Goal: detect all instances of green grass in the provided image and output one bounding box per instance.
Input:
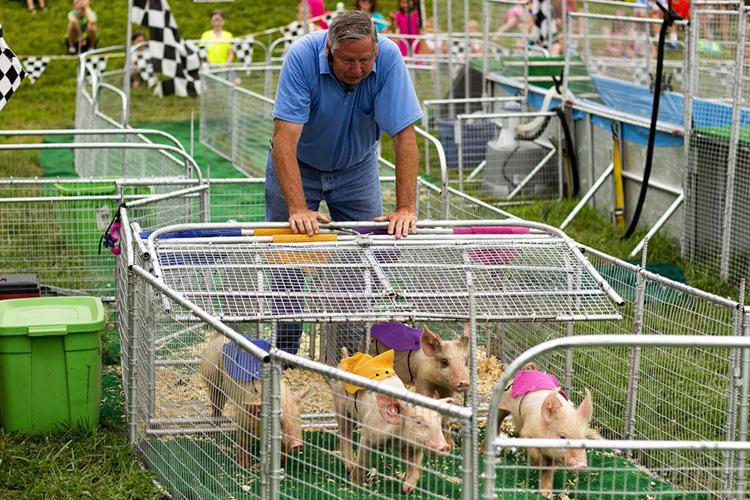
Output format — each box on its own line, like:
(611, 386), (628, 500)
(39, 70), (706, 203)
(0, 1), (745, 497)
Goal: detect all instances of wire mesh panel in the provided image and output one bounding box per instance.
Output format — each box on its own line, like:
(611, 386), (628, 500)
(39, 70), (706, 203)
(488, 247), (744, 497)
(0, 179), (202, 298)
(127, 268), (471, 499)
(682, 4), (750, 284)
(574, 3), (688, 93)
(485, 336), (750, 498)
(145, 224), (621, 323)
(130, 276), (266, 498)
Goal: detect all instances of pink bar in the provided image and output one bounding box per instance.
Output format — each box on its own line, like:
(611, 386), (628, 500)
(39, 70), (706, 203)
(452, 226), (530, 235)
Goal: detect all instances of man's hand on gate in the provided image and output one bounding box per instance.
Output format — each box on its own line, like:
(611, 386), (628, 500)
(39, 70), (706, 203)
(289, 208), (330, 236)
(374, 207), (417, 239)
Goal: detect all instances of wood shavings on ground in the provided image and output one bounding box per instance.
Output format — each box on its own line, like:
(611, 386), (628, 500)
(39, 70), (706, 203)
(283, 368), (333, 414)
(155, 367), (212, 419)
(151, 336), (510, 421)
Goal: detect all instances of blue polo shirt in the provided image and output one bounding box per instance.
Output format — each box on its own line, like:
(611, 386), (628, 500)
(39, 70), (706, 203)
(272, 31), (423, 171)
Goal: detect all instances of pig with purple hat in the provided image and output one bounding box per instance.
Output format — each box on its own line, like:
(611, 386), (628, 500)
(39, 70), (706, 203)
(367, 322), (470, 399)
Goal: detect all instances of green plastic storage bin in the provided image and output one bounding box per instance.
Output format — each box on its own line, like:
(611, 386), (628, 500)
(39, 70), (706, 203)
(0, 296), (104, 434)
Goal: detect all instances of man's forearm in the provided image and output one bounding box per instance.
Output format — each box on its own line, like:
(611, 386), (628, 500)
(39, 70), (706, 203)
(272, 127), (307, 213)
(392, 124), (419, 211)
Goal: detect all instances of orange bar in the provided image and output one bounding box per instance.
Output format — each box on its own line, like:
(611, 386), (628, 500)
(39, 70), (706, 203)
(271, 234), (338, 243)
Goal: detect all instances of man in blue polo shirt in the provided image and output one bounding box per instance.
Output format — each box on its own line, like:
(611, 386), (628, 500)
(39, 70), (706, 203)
(267, 10), (423, 356)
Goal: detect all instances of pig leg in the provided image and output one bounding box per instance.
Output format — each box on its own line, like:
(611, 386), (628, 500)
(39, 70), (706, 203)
(538, 455), (555, 497)
(350, 435), (373, 485)
(204, 362), (227, 418)
(434, 387), (457, 447)
(338, 412), (355, 472)
(527, 448), (554, 498)
(400, 446), (423, 495)
(236, 408), (253, 468)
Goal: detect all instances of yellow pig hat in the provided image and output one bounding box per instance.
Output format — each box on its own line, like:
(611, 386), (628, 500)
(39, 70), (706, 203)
(338, 349), (395, 394)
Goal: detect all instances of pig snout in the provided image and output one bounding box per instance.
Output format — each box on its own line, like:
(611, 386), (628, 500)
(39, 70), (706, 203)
(286, 438), (304, 454)
(454, 380), (469, 392)
(566, 453), (588, 472)
(433, 441), (452, 454)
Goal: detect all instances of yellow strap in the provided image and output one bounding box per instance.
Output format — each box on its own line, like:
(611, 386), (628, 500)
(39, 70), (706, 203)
(271, 234), (337, 243)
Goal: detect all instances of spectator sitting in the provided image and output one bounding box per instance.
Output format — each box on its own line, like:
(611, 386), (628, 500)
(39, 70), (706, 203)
(66, 0), (97, 55)
(495, 1), (532, 46)
(27, 0), (47, 14)
(200, 10), (235, 65)
(602, 9), (630, 57)
(130, 31), (146, 88)
(355, 0), (389, 33)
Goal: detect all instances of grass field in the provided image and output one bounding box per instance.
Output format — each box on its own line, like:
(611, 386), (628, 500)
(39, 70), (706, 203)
(0, 0), (745, 497)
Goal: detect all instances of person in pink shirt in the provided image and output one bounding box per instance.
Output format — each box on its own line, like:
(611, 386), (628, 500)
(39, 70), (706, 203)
(297, 0), (329, 29)
(392, 0), (421, 57)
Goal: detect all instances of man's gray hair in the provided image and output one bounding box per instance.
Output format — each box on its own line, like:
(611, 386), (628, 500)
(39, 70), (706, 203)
(327, 11), (377, 50)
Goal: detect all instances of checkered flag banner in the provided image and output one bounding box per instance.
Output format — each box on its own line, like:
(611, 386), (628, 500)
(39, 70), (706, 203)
(133, 48), (157, 88)
(0, 25), (26, 112)
(232, 38), (254, 66)
(84, 56), (107, 80)
(281, 21), (305, 41)
(132, 0), (201, 97)
(321, 10), (340, 28)
(23, 56), (49, 84)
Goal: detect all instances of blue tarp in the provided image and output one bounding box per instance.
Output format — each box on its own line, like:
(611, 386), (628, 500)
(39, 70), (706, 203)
(497, 73), (750, 148)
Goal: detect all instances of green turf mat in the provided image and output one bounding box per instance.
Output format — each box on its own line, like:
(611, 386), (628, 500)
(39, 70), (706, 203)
(694, 125), (750, 146)
(597, 263), (686, 303)
(134, 120), (247, 179)
(39, 134), (78, 178)
(474, 56), (598, 98)
(38, 122), (248, 180)
(145, 432), (690, 499)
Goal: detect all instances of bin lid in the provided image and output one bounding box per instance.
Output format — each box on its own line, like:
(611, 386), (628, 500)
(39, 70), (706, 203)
(53, 182), (115, 196)
(0, 297), (105, 336)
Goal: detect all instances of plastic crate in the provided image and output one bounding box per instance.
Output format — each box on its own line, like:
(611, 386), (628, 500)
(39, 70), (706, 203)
(436, 118), (497, 169)
(0, 275), (40, 301)
(0, 296), (104, 434)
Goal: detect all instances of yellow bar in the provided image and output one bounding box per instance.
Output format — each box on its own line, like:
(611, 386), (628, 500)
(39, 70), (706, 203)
(254, 228), (295, 236)
(271, 234), (338, 243)
(612, 130), (626, 230)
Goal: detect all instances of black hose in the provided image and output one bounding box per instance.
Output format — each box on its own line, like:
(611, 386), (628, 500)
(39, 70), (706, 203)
(554, 106), (579, 196)
(621, 0), (682, 240)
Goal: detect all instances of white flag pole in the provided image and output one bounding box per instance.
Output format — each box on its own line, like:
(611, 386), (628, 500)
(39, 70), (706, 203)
(124, 0), (133, 126)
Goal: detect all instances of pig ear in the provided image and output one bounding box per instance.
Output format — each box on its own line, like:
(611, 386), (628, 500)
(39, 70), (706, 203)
(376, 394), (402, 425)
(421, 326), (442, 357)
(247, 400), (263, 418)
(295, 388), (309, 400)
(459, 323), (470, 349)
(578, 388), (593, 422)
(541, 392), (563, 422)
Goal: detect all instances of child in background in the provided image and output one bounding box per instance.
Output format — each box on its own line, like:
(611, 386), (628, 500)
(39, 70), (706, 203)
(392, 0), (421, 57)
(355, 0), (389, 33)
(297, 0), (329, 30)
(200, 10), (234, 65)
